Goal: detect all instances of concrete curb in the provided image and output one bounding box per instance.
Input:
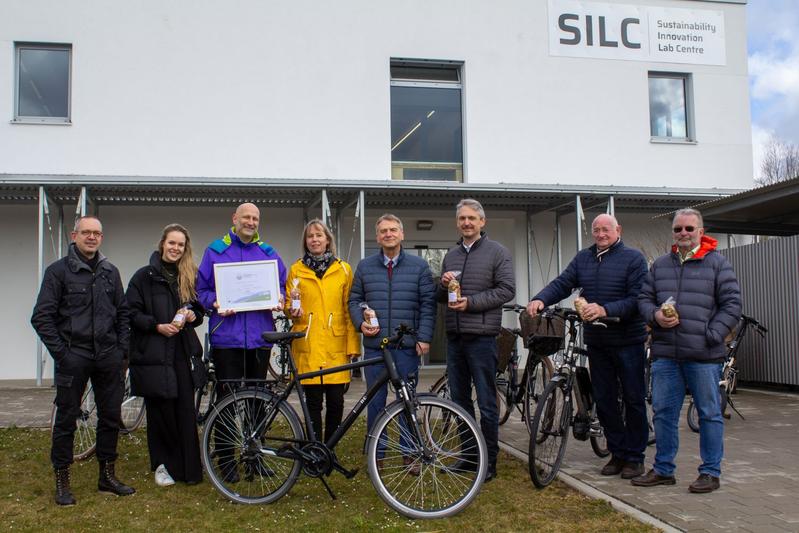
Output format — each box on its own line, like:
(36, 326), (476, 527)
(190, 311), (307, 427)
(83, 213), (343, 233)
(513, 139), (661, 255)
(499, 441), (682, 533)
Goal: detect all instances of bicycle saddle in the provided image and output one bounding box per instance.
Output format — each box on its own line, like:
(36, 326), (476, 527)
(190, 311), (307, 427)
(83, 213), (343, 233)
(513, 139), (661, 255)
(261, 331), (306, 342)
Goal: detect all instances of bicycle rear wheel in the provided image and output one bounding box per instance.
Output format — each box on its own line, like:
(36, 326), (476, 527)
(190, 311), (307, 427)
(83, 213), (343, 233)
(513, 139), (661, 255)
(523, 356), (554, 434)
(495, 367), (512, 426)
(528, 379), (570, 488)
(267, 346), (292, 382)
(201, 388), (303, 504)
(368, 395), (487, 520)
(119, 370), (145, 433)
(50, 384), (98, 461)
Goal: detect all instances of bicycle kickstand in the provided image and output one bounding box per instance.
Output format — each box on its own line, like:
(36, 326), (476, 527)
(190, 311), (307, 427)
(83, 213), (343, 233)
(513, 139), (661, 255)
(318, 475), (337, 500)
(727, 398), (745, 420)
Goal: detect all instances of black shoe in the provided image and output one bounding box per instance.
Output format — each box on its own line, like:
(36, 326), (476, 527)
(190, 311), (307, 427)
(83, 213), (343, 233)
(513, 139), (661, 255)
(689, 473), (720, 493)
(245, 460), (275, 479)
(54, 467), (76, 506)
(600, 456), (624, 476)
(621, 462), (645, 479)
(484, 462), (497, 483)
(220, 462), (240, 483)
(630, 468), (676, 487)
(444, 457), (479, 473)
(98, 461), (135, 496)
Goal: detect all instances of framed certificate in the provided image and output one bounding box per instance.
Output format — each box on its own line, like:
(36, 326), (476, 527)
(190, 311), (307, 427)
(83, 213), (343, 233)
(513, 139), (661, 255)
(214, 259), (281, 313)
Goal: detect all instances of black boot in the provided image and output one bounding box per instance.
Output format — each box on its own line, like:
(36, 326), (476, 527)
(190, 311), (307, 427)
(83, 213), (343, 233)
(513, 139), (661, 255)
(54, 467), (76, 506)
(98, 461), (135, 496)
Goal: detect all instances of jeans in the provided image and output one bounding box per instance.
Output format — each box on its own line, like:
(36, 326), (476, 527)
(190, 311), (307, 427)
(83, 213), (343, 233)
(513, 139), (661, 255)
(651, 358), (724, 477)
(364, 347), (419, 458)
(446, 335), (498, 465)
(588, 343), (648, 464)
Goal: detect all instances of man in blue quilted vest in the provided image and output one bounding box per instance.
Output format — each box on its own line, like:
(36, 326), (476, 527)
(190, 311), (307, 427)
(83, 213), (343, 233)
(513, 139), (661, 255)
(528, 213), (649, 479)
(196, 202), (287, 481)
(633, 208), (740, 494)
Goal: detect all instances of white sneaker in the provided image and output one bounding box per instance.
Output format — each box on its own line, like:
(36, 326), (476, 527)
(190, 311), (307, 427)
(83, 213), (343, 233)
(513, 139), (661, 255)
(154, 464), (175, 487)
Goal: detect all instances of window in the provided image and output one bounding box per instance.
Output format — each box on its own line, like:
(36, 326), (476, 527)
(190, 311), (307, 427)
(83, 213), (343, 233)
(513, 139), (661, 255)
(648, 72), (693, 142)
(390, 60), (463, 181)
(14, 43), (72, 123)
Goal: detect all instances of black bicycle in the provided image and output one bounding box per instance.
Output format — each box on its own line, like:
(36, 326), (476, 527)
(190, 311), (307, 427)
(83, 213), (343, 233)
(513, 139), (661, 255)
(199, 324), (487, 519)
(686, 314), (768, 432)
(528, 307), (616, 488)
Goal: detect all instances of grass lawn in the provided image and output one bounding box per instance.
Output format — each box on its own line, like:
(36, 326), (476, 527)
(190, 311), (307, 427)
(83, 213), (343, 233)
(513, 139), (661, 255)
(0, 425), (655, 532)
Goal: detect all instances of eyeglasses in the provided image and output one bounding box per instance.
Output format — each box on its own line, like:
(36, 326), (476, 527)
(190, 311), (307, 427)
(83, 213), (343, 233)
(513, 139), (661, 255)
(78, 230), (103, 238)
(672, 226), (696, 233)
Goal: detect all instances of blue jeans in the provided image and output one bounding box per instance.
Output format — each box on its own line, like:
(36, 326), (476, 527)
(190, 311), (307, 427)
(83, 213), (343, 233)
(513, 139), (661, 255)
(588, 344), (648, 464)
(652, 359), (724, 477)
(447, 335), (498, 464)
(364, 347), (419, 458)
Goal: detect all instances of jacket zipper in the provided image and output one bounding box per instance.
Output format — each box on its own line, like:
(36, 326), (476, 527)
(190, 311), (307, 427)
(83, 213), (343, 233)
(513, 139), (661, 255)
(456, 247), (471, 335)
(674, 255), (686, 357)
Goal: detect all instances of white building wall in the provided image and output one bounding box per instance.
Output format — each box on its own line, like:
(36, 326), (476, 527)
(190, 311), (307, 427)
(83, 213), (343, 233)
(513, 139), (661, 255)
(0, 0), (751, 187)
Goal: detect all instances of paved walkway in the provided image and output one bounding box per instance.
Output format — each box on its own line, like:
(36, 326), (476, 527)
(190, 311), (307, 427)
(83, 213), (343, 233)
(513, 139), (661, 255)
(2, 376), (798, 532)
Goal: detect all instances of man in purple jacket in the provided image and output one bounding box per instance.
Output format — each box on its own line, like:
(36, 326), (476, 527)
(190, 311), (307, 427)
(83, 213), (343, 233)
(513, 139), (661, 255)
(196, 203), (287, 478)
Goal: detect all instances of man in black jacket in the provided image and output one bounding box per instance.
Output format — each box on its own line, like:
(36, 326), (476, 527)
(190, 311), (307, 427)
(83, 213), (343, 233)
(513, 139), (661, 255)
(633, 208), (740, 494)
(528, 214), (649, 479)
(439, 199), (515, 482)
(31, 216), (135, 505)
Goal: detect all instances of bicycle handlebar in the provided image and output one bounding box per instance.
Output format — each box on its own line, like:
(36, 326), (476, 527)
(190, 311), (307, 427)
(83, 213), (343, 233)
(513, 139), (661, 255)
(541, 306), (620, 326)
(502, 304), (526, 312)
(381, 324), (417, 349)
(742, 314), (768, 334)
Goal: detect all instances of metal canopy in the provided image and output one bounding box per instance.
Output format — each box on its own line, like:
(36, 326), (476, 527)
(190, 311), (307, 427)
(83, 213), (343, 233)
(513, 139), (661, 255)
(695, 176), (799, 236)
(0, 175), (740, 214)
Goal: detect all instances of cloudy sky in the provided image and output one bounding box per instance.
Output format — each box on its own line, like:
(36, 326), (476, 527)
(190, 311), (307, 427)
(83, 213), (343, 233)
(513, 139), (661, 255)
(747, 1), (799, 179)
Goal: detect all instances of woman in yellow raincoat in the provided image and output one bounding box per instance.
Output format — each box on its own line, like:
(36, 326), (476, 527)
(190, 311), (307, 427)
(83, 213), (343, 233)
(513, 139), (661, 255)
(287, 219), (360, 442)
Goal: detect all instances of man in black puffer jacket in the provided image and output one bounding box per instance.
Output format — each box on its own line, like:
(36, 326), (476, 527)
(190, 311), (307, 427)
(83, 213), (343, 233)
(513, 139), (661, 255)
(529, 213), (649, 479)
(31, 216), (135, 505)
(439, 199), (515, 482)
(633, 208), (741, 494)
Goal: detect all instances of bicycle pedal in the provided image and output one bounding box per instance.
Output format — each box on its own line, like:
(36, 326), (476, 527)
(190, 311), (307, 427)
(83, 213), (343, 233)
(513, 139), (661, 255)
(332, 462), (359, 479)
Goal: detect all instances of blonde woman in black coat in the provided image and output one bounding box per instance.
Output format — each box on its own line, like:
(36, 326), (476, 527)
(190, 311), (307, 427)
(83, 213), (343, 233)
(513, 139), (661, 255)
(126, 224), (204, 486)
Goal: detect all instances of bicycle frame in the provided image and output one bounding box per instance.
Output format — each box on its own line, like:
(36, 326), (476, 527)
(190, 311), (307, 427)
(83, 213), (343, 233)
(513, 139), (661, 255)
(233, 329), (433, 474)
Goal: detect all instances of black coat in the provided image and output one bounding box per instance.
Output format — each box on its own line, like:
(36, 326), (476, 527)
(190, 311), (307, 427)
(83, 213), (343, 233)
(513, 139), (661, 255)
(126, 252), (204, 399)
(638, 236), (741, 362)
(533, 239), (648, 347)
(31, 243), (129, 361)
(436, 234), (516, 336)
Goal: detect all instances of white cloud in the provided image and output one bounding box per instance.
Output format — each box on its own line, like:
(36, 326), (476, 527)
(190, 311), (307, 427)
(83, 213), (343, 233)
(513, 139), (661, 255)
(749, 50), (799, 102)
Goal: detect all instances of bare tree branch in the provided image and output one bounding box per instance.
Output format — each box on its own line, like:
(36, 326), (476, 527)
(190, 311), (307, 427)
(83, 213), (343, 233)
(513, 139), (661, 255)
(757, 135), (799, 186)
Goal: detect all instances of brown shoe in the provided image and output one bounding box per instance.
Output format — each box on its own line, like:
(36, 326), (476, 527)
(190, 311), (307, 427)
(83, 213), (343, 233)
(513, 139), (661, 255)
(376, 458), (384, 470)
(631, 469), (676, 487)
(621, 462), (644, 479)
(689, 474), (720, 493)
(600, 456), (624, 476)
(403, 456), (421, 476)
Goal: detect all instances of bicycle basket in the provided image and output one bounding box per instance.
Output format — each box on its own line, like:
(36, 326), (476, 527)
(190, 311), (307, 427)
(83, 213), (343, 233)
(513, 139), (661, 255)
(519, 311), (565, 350)
(495, 327), (516, 373)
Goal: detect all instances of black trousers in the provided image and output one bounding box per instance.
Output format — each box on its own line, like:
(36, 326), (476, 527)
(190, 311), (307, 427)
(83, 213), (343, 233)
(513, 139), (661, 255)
(144, 350), (202, 483)
(51, 353), (124, 468)
(303, 384), (347, 444)
(211, 348), (270, 466)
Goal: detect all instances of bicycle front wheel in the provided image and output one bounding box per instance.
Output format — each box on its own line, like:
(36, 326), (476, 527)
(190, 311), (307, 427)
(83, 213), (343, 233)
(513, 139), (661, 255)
(368, 395), (487, 520)
(529, 379), (570, 488)
(523, 356), (554, 434)
(201, 388), (303, 504)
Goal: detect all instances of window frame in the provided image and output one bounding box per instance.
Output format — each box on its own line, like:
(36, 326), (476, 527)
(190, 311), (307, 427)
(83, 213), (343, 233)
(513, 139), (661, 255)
(648, 71), (695, 144)
(390, 59), (465, 182)
(13, 42), (73, 125)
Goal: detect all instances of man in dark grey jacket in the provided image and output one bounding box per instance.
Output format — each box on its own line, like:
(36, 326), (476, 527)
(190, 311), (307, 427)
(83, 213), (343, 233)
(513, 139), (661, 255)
(31, 216), (135, 505)
(633, 208), (741, 494)
(438, 199), (515, 481)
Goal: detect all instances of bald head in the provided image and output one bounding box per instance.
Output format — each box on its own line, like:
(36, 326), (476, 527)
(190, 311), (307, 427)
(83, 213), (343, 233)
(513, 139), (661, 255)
(232, 202), (260, 243)
(591, 214), (621, 251)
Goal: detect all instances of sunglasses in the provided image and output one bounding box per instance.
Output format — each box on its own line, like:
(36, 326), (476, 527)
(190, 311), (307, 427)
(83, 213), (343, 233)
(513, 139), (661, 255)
(672, 226), (696, 233)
